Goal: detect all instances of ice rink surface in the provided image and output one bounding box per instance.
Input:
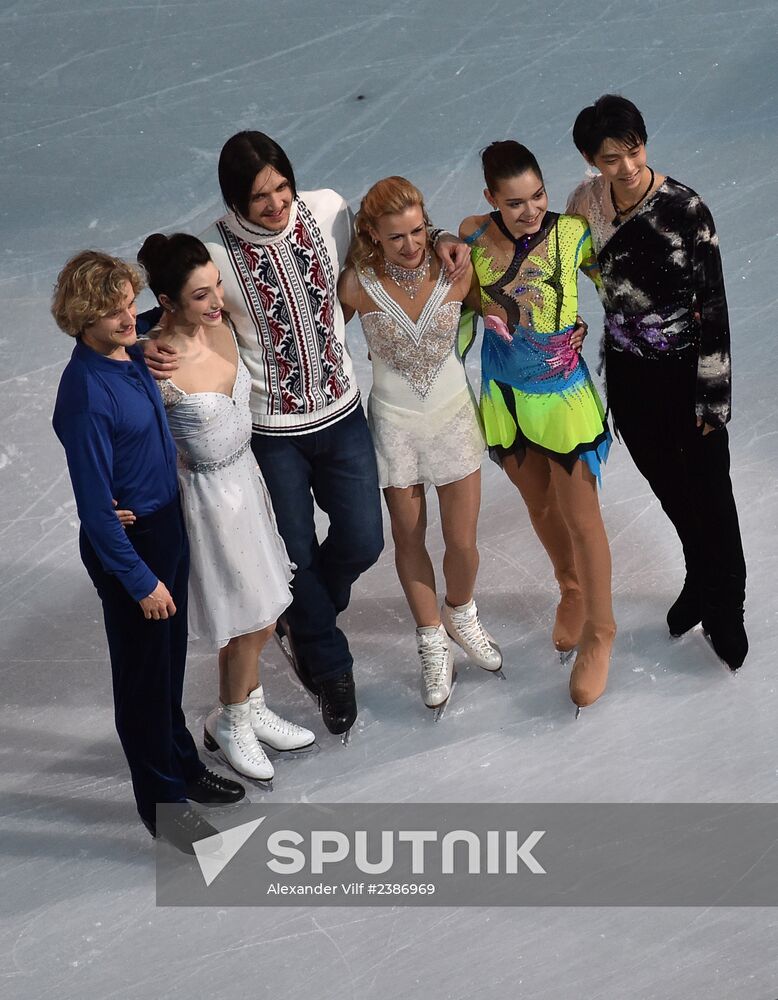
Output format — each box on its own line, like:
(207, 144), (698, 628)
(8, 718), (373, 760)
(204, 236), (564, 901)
(2, 0), (778, 996)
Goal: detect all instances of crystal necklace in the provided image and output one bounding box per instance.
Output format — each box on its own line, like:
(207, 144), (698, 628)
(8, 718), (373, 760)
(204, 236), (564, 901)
(383, 251), (431, 300)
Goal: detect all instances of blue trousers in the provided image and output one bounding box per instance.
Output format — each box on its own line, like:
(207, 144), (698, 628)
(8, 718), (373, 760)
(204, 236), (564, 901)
(251, 406), (384, 682)
(80, 498), (203, 825)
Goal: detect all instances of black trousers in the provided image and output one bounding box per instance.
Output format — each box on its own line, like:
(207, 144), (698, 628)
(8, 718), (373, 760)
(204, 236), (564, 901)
(79, 498), (203, 825)
(605, 347), (746, 616)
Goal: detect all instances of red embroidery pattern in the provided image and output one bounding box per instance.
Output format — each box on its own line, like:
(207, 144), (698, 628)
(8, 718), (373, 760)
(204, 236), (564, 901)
(219, 201), (350, 416)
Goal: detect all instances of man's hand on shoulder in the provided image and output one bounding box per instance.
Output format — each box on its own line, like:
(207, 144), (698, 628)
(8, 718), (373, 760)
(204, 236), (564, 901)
(143, 339), (179, 380)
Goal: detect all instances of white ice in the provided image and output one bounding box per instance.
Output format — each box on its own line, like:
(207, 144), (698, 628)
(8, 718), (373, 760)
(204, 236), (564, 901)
(2, 0), (778, 997)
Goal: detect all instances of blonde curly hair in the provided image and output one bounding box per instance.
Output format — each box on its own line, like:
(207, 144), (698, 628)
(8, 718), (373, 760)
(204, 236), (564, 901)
(349, 176), (432, 273)
(52, 250), (144, 338)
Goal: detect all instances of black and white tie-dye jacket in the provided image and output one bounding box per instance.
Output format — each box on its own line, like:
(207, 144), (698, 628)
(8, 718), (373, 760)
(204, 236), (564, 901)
(567, 174), (732, 427)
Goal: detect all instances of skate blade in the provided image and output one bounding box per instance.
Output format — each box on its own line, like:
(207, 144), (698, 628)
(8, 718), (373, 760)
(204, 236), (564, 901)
(669, 626), (701, 640)
(433, 700), (450, 722)
(558, 647), (576, 667)
(491, 667), (506, 680)
(262, 740), (319, 759)
(273, 630), (295, 665)
(431, 672), (458, 721)
(574, 706), (582, 720)
(341, 729), (352, 747)
(274, 633), (322, 702)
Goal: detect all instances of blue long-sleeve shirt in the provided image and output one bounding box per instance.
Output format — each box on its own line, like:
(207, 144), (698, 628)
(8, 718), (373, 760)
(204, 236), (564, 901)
(136, 306), (163, 337)
(53, 339), (179, 601)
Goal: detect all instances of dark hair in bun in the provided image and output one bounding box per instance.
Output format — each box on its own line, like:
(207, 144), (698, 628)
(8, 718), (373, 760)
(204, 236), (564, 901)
(480, 140), (543, 194)
(137, 232), (211, 304)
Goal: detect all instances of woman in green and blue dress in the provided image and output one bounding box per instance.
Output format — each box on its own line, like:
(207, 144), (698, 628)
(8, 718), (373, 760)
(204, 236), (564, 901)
(459, 140), (614, 710)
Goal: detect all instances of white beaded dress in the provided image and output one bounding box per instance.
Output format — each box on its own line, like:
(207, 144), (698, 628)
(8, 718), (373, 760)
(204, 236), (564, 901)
(356, 265), (484, 489)
(158, 331), (293, 648)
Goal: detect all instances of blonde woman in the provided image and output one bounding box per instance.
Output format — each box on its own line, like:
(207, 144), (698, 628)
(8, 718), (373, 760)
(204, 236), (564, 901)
(338, 177), (502, 714)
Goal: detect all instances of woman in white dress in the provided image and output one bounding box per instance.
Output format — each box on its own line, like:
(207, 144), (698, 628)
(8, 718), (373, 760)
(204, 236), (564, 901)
(338, 177), (502, 713)
(136, 233), (314, 782)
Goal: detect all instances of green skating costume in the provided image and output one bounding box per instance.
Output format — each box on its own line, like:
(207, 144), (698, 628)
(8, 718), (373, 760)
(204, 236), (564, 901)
(464, 211), (610, 481)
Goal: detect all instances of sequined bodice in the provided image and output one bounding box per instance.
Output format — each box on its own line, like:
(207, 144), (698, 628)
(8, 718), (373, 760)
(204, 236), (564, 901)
(467, 213), (595, 336)
(159, 357), (252, 470)
(357, 266), (461, 400)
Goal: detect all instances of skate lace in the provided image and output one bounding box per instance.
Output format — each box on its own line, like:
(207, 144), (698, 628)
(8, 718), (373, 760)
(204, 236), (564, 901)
(321, 673), (355, 711)
(451, 609), (493, 652)
(229, 718), (270, 763)
(253, 704), (305, 736)
(417, 635), (449, 688)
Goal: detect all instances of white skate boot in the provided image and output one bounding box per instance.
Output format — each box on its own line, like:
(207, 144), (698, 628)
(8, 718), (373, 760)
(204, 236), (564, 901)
(416, 624), (455, 716)
(248, 685), (316, 752)
(204, 700), (274, 785)
(441, 598), (503, 673)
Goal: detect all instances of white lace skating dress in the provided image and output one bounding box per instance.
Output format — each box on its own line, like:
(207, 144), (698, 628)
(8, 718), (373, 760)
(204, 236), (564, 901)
(356, 266), (484, 488)
(159, 348), (293, 648)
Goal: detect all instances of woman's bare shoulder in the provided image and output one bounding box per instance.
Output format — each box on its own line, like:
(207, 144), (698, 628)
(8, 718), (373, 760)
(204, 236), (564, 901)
(337, 266), (361, 305)
(458, 213), (490, 240)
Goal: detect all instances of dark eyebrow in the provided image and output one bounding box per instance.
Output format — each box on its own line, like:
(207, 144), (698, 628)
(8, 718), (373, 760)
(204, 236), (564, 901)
(252, 179), (289, 198)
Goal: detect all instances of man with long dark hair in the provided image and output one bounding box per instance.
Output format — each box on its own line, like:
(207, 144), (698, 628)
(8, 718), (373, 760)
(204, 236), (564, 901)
(145, 132), (468, 740)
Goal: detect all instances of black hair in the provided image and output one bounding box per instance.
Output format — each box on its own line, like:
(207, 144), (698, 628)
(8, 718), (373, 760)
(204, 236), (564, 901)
(137, 233), (211, 303)
(572, 94), (648, 160)
(480, 141), (543, 194)
(217, 131), (297, 217)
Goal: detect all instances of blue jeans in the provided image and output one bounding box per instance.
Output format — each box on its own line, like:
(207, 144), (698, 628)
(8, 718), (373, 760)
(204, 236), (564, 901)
(251, 406), (384, 682)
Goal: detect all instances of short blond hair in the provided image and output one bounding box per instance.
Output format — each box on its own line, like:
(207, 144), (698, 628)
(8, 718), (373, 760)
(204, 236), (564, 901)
(51, 250), (144, 338)
(349, 176), (431, 273)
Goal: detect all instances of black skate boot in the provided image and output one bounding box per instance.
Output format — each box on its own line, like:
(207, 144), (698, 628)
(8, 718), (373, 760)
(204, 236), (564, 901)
(667, 576), (702, 637)
(143, 806), (222, 855)
(703, 608), (748, 672)
(319, 670), (357, 743)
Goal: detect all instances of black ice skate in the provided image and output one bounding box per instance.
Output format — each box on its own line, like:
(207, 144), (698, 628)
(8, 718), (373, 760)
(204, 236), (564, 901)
(319, 670), (358, 745)
(667, 577), (703, 637)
